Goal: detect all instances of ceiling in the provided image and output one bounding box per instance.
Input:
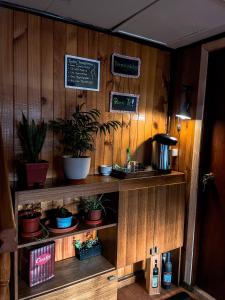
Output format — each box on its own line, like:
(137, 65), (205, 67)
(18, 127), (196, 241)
(3, 0), (225, 48)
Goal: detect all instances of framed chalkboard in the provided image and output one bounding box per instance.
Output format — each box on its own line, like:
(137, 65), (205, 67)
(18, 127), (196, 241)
(65, 55), (100, 91)
(111, 53), (141, 78)
(110, 92), (139, 113)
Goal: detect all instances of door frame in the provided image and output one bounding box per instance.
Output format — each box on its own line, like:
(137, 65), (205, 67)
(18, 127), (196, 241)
(184, 37), (225, 285)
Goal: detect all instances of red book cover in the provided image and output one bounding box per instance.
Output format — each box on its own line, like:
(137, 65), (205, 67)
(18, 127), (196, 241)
(21, 242), (55, 287)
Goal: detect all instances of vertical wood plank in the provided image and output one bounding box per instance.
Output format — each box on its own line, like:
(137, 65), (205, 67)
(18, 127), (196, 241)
(53, 21), (66, 178)
(0, 253), (10, 300)
(94, 32), (108, 173)
(0, 8), (14, 178)
(65, 24), (77, 118)
(126, 189), (138, 265)
(111, 37), (123, 167)
(88, 30), (98, 174)
(117, 191), (128, 268)
(146, 186), (156, 258)
(28, 14), (41, 121)
(13, 11), (28, 170)
(41, 17), (54, 178)
(154, 185), (167, 253)
(136, 188), (147, 262)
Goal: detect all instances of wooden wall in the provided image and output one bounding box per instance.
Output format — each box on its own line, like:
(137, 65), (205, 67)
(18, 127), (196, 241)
(170, 45), (202, 280)
(0, 7), (171, 181)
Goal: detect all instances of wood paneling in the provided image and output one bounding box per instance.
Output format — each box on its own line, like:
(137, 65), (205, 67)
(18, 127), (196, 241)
(153, 183), (185, 253)
(0, 7), (171, 180)
(117, 180), (185, 268)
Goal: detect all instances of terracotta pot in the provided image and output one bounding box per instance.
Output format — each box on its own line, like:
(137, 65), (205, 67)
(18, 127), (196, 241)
(21, 212), (41, 233)
(88, 209), (102, 221)
(25, 161), (48, 188)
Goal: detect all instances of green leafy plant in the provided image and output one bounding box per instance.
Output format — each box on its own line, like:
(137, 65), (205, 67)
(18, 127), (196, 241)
(18, 113), (47, 163)
(84, 194), (106, 212)
(56, 206), (72, 218)
(74, 237), (100, 250)
(49, 103), (121, 157)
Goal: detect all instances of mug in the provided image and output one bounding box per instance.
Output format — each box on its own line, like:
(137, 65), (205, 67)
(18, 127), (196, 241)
(100, 165), (112, 176)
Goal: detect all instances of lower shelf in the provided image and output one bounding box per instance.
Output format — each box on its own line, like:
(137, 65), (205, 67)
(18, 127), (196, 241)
(18, 255), (115, 300)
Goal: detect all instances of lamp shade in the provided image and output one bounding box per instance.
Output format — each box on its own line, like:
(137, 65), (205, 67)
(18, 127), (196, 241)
(176, 85), (192, 120)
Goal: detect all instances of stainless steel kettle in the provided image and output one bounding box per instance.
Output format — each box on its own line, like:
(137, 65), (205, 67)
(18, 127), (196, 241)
(151, 133), (177, 173)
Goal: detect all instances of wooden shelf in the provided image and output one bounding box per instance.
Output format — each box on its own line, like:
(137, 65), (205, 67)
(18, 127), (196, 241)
(14, 175), (119, 205)
(18, 255), (115, 300)
(18, 220), (117, 249)
(14, 172), (185, 205)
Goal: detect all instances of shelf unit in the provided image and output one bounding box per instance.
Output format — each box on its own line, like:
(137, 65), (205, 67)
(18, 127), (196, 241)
(13, 175), (120, 300)
(12, 172), (186, 299)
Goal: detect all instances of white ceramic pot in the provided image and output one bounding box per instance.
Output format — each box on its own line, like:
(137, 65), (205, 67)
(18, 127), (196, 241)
(63, 156), (91, 179)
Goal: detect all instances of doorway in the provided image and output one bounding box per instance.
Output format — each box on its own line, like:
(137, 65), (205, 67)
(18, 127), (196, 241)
(195, 48), (225, 299)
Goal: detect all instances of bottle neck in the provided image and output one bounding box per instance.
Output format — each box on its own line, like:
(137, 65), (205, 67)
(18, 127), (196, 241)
(166, 252), (171, 262)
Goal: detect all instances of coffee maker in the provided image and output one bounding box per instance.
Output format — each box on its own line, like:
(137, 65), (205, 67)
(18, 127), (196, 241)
(151, 133), (177, 173)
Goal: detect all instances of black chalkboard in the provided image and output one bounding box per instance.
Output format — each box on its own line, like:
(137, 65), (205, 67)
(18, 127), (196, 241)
(111, 53), (141, 78)
(65, 55), (100, 91)
(110, 92), (139, 113)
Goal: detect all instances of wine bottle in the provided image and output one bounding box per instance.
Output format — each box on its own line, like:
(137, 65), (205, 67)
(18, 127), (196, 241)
(162, 252), (172, 289)
(152, 259), (159, 288)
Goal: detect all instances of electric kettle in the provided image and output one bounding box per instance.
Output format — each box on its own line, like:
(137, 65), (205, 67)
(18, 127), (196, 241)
(151, 133), (177, 173)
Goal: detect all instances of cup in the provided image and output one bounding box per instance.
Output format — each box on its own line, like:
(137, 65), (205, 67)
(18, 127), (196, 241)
(100, 165), (112, 176)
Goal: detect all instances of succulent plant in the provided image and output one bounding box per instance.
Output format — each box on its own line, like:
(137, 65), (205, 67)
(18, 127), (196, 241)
(17, 113), (47, 163)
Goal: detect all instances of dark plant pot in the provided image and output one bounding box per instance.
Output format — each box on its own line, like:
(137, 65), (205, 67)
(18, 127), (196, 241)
(88, 209), (102, 221)
(25, 161), (48, 188)
(76, 244), (102, 261)
(21, 212), (41, 233)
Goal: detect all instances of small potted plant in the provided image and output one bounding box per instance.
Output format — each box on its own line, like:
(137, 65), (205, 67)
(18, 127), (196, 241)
(74, 237), (102, 260)
(17, 113), (48, 188)
(19, 208), (41, 234)
(49, 103), (121, 180)
(84, 194), (105, 221)
(55, 206), (73, 228)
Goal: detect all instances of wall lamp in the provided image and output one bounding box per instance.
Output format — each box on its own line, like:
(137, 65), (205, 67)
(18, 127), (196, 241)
(176, 84), (192, 120)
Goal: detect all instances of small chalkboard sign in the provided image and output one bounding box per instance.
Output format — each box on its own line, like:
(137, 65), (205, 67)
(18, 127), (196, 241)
(110, 92), (139, 113)
(111, 53), (141, 78)
(65, 55), (100, 91)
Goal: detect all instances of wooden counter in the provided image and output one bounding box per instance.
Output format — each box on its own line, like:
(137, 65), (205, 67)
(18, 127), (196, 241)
(14, 171), (184, 205)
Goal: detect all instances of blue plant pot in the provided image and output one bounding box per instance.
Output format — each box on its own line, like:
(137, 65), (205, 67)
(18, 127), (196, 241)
(56, 216), (73, 228)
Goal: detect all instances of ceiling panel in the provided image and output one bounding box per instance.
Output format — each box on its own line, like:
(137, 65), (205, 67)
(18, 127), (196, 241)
(46, 0), (155, 29)
(4, 0), (52, 10)
(115, 0), (225, 48)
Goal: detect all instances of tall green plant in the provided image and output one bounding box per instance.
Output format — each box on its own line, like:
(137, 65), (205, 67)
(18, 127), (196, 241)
(49, 103), (121, 157)
(18, 113), (47, 163)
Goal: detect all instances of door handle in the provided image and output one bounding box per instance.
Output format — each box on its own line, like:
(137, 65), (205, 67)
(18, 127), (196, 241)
(107, 275), (117, 281)
(202, 172), (214, 191)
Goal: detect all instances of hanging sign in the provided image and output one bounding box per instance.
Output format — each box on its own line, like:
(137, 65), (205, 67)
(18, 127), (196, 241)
(111, 53), (141, 78)
(65, 55), (100, 91)
(110, 92), (139, 113)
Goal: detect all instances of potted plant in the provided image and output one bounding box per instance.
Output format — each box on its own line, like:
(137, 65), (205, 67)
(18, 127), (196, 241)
(49, 103), (121, 180)
(74, 237), (102, 260)
(19, 208), (42, 234)
(55, 206), (73, 228)
(84, 194), (105, 221)
(17, 113), (48, 188)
